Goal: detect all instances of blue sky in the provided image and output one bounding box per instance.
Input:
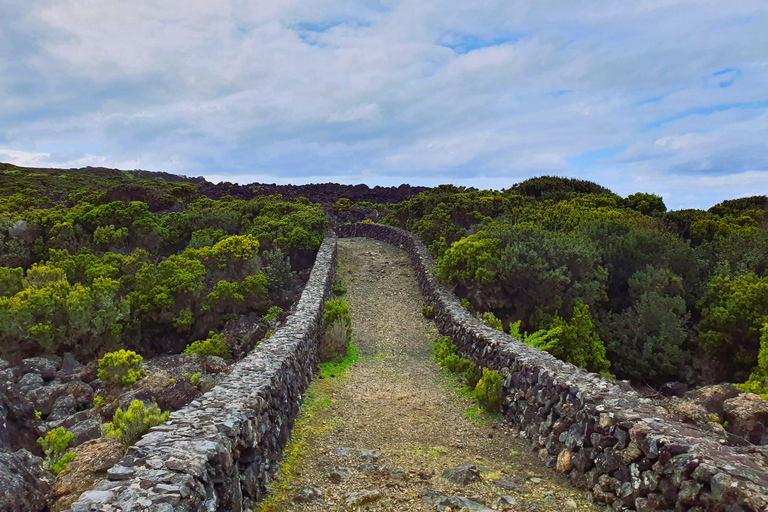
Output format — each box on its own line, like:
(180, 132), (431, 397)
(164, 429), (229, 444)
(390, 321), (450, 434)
(1, 1), (767, 209)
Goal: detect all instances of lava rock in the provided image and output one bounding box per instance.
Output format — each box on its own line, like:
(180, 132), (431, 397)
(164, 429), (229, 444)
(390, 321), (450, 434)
(204, 356), (228, 374)
(343, 488), (382, 506)
(294, 486), (323, 503)
(18, 373), (44, 395)
(61, 353), (83, 372)
(48, 394), (78, 421)
(0, 448), (52, 512)
(21, 357), (57, 381)
(724, 393), (768, 444)
(660, 381), (688, 398)
(492, 477), (526, 493)
(70, 419), (103, 446)
(442, 464), (481, 485)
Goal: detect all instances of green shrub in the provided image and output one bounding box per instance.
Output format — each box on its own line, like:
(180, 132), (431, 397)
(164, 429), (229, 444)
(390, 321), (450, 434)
(460, 298), (476, 316)
(332, 277), (347, 296)
(37, 427), (74, 475)
(479, 311), (503, 331)
(190, 372), (201, 385)
(432, 336), (457, 363)
(262, 305), (283, 324)
(443, 354), (471, 373)
(93, 395), (104, 408)
(324, 297), (351, 330)
(184, 332), (232, 361)
(475, 368), (502, 413)
(422, 305), (434, 319)
(464, 361), (482, 389)
(103, 399), (170, 448)
(97, 350), (145, 387)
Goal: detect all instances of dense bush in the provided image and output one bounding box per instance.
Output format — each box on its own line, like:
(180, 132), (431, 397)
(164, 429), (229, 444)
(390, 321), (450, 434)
(320, 297), (353, 362)
(97, 349), (145, 387)
(103, 399), (170, 448)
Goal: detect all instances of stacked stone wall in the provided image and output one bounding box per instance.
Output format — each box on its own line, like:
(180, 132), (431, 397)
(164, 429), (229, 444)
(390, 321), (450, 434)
(66, 232), (338, 512)
(337, 223), (768, 512)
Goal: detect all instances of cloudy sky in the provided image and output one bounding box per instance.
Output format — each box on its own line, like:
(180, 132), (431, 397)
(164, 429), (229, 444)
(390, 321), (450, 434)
(1, 0), (767, 209)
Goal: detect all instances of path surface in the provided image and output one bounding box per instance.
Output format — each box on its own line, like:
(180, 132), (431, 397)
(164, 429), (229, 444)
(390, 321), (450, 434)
(260, 238), (598, 512)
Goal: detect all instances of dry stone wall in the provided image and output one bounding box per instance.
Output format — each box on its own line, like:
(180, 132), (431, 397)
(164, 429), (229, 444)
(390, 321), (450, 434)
(337, 223), (768, 512)
(66, 232), (338, 512)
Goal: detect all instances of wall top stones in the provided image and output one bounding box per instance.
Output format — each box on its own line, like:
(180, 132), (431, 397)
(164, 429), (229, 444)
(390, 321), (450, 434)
(337, 223), (768, 512)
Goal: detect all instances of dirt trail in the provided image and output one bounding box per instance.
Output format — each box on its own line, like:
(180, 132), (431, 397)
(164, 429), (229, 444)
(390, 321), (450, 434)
(259, 238), (598, 512)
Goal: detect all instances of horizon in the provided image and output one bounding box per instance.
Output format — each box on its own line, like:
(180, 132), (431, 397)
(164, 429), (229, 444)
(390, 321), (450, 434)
(2, 1), (767, 210)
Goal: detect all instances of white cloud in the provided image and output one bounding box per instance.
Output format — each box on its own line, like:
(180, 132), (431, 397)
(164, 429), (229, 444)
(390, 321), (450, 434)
(1, 0), (767, 208)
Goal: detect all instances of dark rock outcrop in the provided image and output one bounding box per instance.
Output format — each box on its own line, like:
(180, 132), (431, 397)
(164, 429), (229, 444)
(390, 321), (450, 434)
(0, 449), (52, 512)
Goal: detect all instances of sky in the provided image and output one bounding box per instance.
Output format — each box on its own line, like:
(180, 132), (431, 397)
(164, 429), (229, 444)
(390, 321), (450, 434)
(1, 1), (767, 210)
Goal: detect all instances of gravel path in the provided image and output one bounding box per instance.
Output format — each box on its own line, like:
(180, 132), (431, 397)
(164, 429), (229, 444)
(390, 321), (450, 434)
(258, 238), (598, 512)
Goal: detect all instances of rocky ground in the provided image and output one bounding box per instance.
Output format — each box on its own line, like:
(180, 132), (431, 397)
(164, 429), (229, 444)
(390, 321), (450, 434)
(258, 237), (598, 512)
(0, 307), (283, 512)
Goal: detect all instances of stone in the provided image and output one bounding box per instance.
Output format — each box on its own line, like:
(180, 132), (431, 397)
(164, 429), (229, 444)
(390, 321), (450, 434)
(723, 393), (768, 444)
(491, 477), (526, 493)
(205, 356), (228, 374)
(294, 486), (323, 503)
(48, 394), (78, 421)
(497, 495), (518, 506)
(0, 448), (52, 512)
(70, 490), (116, 511)
(70, 418), (103, 446)
(684, 383), (742, 418)
(107, 465), (135, 480)
(343, 488), (382, 506)
(357, 448), (382, 461)
(556, 448), (571, 472)
(18, 372), (44, 395)
(61, 353), (83, 372)
(442, 464), (480, 485)
(21, 357), (57, 380)
(64, 381), (95, 410)
(328, 468), (348, 483)
(48, 438), (124, 512)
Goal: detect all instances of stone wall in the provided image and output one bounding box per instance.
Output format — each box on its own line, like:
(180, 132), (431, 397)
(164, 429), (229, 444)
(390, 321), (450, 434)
(337, 223), (768, 512)
(66, 233), (338, 512)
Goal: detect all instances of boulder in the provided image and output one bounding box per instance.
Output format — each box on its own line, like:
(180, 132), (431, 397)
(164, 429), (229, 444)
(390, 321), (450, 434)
(29, 384), (66, 416)
(205, 356), (228, 374)
(48, 438), (124, 512)
(18, 373), (44, 395)
(685, 384), (742, 418)
(0, 358), (11, 371)
(21, 357), (57, 380)
(724, 393), (768, 445)
(61, 353), (83, 372)
(0, 448), (52, 512)
(293, 486), (322, 503)
(70, 419), (103, 446)
(63, 381), (95, 410)
(442, 464), (481, 485)
(48, 395), (78, 422)
(660, 381), (689, 398)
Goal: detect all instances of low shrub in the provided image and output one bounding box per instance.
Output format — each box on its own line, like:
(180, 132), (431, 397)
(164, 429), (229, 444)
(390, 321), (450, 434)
(432, 336), (457, 363)
(97, 350), (145, 387)
(319, 319), (350, 363)
(37, 427), (74, 475)
(464, 361), (482, 389)
(479, 311), (503, 331)
(422, 305), (434, 319)
(475, 368), (502, 413)
(103, 399), (170, 448)
(262, 306), (283, 324)
(324, 298), (351, 332)
(332, 277), (347, 296)
(184, 332), (232, 361)
(443, 354), (471, 373)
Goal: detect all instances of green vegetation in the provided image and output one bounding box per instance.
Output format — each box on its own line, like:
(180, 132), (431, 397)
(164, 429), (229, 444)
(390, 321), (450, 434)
(97, 349), (145, 387)
(37, 427), (74, 475)
(422, 305), (434, 319)
(432, 335), (501, 413)
(103, 399), (170, 448)
(0, 166), (326, 363)
(184, 332), (232, 361)
(319, 297), (353, 362)
(382, 177), (768, 387)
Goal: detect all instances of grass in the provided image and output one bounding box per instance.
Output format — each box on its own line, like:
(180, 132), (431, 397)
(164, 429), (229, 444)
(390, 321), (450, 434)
(256, 342), (358, 511)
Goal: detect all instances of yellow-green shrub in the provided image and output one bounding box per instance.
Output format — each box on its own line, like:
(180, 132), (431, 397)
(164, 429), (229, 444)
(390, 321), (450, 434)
(97, 349), (145, 387)
(475, 368), (502, 413)
(37, 427), (74, 475)
(422, 305), (435, 319)
(184, 332), (232, 361)
(103, 400), (170, 448)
